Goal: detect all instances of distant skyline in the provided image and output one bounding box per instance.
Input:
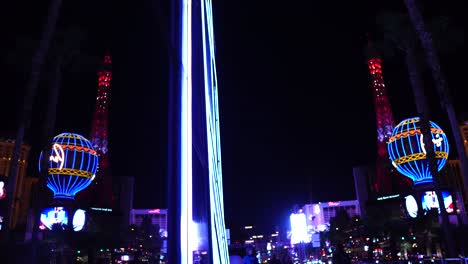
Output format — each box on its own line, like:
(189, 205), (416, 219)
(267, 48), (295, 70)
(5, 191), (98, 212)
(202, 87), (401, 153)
(0, 0), (466, 232)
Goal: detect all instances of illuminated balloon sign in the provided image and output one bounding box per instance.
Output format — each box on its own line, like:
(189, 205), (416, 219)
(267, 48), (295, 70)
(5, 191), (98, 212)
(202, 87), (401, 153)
(39, 133), (99, 200)
(388, 117), (449, 185)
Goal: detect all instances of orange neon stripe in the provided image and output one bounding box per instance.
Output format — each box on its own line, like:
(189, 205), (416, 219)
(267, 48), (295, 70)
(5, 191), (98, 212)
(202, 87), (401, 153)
(60, 145), (97, 155)
(388, 128), (444, 143)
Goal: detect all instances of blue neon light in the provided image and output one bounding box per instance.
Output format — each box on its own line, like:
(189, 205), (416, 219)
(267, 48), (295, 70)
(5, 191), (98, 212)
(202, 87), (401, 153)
(179, 0), (229, 262)
(200, 0), (230, 261)
(388, 117), (449, 185)
(39, 133), (99, 200)
(180, 0), (193, 261)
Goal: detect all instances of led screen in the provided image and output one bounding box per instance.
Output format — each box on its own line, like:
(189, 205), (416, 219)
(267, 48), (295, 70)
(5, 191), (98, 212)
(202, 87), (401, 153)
(73, 209), (86, 231)
(290, 212), (310, 244)
(405, 195), (418, 218)
(421, 191), (453, 213)
(40, 207), (68, 230)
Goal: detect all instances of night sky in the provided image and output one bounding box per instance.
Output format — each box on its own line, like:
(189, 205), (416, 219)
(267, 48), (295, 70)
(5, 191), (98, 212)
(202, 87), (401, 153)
(1, 0), (466, 233)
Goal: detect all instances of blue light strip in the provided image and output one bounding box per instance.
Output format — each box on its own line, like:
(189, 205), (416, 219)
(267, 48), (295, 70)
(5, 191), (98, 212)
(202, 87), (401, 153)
(181, 0), (193, 261)
(201, 0), (229, 261)
(405, 121), (421, 180)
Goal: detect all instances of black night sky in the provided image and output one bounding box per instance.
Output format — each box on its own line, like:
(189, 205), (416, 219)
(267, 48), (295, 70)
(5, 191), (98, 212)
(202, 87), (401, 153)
(1, 0), (466, 233)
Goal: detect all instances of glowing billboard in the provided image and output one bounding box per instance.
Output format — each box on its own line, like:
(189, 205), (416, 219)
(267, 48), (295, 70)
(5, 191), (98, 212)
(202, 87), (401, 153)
(290, 212), (310, 244)
(421, 191), (453, 213)
(40, 207), (68, 230)
(39, 207), (86, 231)
(405, 195), (418, 218)
(73, 209), (86, 231)
(0, 180), (6, 200)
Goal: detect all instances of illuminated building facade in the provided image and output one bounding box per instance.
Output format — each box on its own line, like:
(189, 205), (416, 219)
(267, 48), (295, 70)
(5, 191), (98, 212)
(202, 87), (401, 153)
(303, 200), (360, 233)
(367, 42), (411, 194)
(83, 55), (114, 208)
(461, 120), (468, 157)
(0, 139), (37, 229)
(167, 0), (229, 262)
(290, 210), (309, 245)
(130, 208), (168, 232)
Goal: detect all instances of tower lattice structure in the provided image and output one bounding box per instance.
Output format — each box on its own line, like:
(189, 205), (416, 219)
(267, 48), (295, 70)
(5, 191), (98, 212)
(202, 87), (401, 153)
(87, 55), (114, 207)
(368, 57), (393, 194)
(367, 51), (411, 194)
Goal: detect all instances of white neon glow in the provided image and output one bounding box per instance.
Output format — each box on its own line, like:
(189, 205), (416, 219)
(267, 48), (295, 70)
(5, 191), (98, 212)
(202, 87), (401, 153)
(313, 204), (321, 215)
(290, 212), (310, 244)
(49, 143), (65, 170)
(405, 195), (418, 218)
(433, 134), (443, 147)
(178, 0), (229, 261)
(420, 133), (444, 154)
(73, 209), (86, 231)
(180, 0), (193, 261)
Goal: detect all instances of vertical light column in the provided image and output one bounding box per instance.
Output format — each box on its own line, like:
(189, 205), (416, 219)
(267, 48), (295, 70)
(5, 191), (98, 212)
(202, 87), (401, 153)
(181, 0), (193, 262)
(201, 0), (230, 262)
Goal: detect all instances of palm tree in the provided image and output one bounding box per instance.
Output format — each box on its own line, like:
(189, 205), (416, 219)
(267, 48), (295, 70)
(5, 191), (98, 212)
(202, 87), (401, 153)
(2, 0), (63, 242)
(375, 11), (459, 257)
(404, 0), (468, 230)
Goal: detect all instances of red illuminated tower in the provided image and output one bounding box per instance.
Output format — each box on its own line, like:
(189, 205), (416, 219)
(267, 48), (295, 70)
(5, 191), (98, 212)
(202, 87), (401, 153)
(368, 56), (393, 194)
(367, 41), (411, 195)
(87, 55), (114, 207)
